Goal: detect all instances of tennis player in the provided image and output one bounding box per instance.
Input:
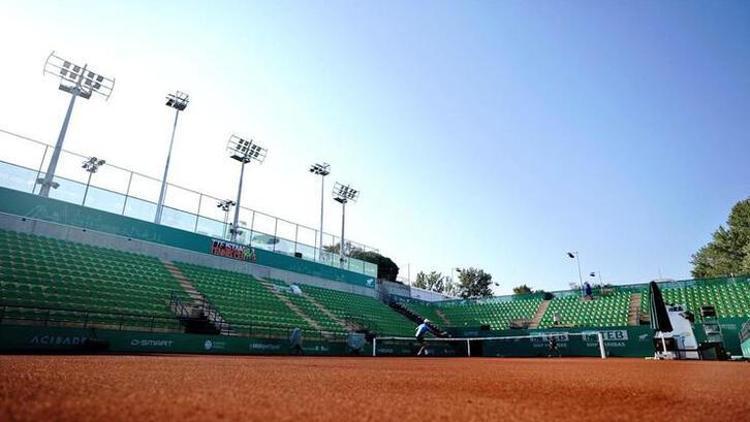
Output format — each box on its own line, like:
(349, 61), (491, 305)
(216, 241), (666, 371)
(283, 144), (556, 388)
(415, 319), (432, 356)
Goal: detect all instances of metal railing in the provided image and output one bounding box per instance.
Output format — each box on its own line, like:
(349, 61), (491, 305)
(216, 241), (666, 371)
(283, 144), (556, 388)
(0, 303), (184, 333)
(0, 128), (378, 277)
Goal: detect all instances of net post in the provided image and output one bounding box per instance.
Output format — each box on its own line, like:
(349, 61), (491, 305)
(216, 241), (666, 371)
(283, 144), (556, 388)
(597, 332), (606, 359)
(372, 337), (377, 357)
(466, 339), (471, 357)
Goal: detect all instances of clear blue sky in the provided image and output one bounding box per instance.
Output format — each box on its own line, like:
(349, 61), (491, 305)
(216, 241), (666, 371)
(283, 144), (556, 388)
(1, 1), (749, 294)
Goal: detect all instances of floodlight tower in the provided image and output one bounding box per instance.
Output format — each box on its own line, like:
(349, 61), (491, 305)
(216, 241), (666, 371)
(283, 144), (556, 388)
(81, 156), (106, 206)
(332, 182), (359, 265)
(154, 90), (190, 224)
(589, 271), (603, 286)
(567, 251), (584, 286)
(217, 199), (236, 239)
(309, 162), (331, 255)
(38, 52), (115, 197)
(226, 135), (267, 242)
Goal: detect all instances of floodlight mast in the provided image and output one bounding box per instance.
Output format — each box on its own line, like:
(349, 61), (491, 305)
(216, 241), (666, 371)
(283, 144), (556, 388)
(38, 52), (114, 197)
(227, 135), (267, 242)
(567, 251), (584, 286)
(332, 182), (359, 265)
(81, 157), (105, 206)
(154, 90), (190, 224)
(217, 199), (236, 239)
(309, 163), (331, 258)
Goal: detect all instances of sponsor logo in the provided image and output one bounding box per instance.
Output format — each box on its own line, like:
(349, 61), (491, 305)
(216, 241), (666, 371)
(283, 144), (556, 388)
(210, 239), (257, 262)
(30, 335), (88, 346)
(582, 330), (629, 343)
(204, 339), (226, 351)
(530, 332), (569, 343)
(250, 343), (281, 351)
(130, 339), (174, 348)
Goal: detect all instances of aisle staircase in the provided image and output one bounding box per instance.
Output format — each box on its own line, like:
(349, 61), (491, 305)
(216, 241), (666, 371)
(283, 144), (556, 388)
(628, 292), (642, 326)
(256, 279), (330, 337)
(434, 309), (451, 326)
(388, 301), (450, 337)
(529, 299), (551, 329)
(162, 260), (233, 335)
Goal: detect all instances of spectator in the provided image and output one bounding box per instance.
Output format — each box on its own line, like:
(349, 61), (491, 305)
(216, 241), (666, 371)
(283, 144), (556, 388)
(584, 281), (593, 300)
(289, 327), (303, 355)
(553, 312), (561, 326)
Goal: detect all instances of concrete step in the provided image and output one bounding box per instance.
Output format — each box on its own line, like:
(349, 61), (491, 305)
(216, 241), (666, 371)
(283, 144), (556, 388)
(434, 309), (451, 326)
(529, 299), (551, 329)
(161, 259), (235, 336)
(628, 293), (643, 326)
(257, 278), (332, 338)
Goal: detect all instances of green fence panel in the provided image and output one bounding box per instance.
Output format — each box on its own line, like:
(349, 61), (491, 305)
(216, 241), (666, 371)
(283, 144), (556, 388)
(0, 325), (348, 355)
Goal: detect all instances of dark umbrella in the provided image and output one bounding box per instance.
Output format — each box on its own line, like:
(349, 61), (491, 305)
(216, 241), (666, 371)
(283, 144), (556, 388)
(649, 281), (673, 354)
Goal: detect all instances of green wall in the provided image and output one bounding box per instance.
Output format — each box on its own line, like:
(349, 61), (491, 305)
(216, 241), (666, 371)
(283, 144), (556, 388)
(0, 325), (349, 355)
(0, 186), (374, 287)
(692, 317), (747, 357)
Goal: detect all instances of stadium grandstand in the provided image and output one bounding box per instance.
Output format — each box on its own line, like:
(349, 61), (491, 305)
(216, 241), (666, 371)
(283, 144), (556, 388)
(1, 173), (748, 357)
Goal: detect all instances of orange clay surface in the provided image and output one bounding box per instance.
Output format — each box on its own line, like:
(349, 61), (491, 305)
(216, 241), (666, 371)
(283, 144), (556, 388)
(1, 355), (749, 422)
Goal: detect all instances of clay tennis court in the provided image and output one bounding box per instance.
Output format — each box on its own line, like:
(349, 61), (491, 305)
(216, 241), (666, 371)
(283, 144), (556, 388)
(1, 355), (748, 421)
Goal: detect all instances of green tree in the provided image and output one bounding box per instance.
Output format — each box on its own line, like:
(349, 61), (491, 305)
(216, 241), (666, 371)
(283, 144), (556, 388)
(691, 198), (750, 278)
(443, 277), (459, 297)
(413, 271), (446, 292)
(512, 284), (532, 295)
(455, 267), (494, 299)
(324, 243), (400, 281)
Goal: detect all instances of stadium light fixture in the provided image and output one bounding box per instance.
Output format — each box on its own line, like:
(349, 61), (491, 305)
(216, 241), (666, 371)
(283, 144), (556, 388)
(309, 162), (331, 256)
(589, 271), (603, 285)
(227, 135), (267, 242)
(81, 156), (105, 206)
(154, 90), (191, 224)
(38, 52), (115, 197)
(217, 199), (236, 239)
(567, 251), (583, 286)
(332, 182), (359, 265)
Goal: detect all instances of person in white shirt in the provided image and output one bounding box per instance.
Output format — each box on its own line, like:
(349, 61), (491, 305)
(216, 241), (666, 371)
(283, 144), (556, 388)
(415, 319), (432, 356)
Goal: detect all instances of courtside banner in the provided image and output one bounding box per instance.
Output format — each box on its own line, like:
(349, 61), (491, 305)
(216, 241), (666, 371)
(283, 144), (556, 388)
(0, 326), (346, 355)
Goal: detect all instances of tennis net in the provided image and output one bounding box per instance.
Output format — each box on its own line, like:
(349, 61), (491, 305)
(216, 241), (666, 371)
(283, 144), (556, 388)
(372, 331), (608, 358)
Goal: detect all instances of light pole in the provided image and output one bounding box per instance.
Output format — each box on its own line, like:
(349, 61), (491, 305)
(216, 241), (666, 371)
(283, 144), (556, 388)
(567, 251), (583, 287)
(589, 271), (603, 286)
(332, 182), (359, 266)
(81, 156), (105, 206)
(309, 162), (330, 259)
(227, 135), (267, 242)
(38, 52), (115, 197)
(154, 90), (190, 224)
(217, 199), (236, 239)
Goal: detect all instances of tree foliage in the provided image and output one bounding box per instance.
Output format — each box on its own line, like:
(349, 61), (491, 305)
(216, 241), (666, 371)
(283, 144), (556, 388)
(455, 267), (494, 299)
(512, 284), (532, 295)
(324, 243), (400, 281)
(413, 271), (447, 292)
(691, 198), (750, 278)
